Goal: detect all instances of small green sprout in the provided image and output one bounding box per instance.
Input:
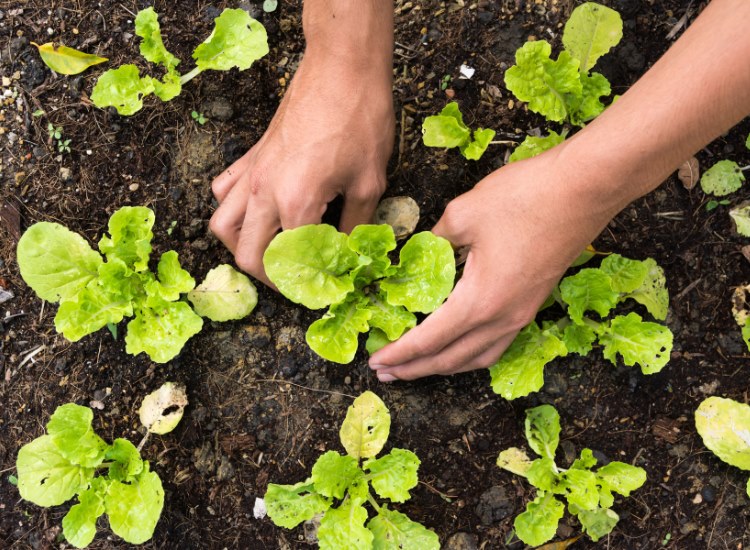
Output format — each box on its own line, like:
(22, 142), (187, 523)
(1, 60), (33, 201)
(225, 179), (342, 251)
(440, 74), (452, 90)
(191, 110), (207, 125)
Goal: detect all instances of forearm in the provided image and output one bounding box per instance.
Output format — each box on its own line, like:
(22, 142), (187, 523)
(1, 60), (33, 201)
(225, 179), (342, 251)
(562, 0), (750, 220)
(302, 0), (394, 77)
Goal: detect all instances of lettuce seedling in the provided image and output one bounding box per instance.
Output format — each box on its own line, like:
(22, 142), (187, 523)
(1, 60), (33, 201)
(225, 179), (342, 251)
(490, 254), (673, 400)
(16, 206), (257, 363)
(695, 396), (750, 498)
(505, 2), (621, 127)
(422, 102), (496, 160)
(16, 403), (168, 548)
(264, 391), (440, 549)
(498, 404), (646, 545)
(700, 160), (746, 196)
(263, 224), (455, 363)
(91, 8), (268, 115)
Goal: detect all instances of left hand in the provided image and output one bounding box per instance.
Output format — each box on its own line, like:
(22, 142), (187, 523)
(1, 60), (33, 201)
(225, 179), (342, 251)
(368, 146), (612, 381)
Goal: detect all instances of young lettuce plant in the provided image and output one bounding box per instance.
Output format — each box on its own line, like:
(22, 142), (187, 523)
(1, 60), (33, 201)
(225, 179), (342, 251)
(16, 206), (257, 363)
(504, 2), (622, 157)
(15, 390), (186, 548)
(263, 224), (455, 363)
(695, 396), (750, 498)
(490, 254), (673, 400)
(264, 391), (440, 549)
(91, 7), (268, 115)
(421, 102), (496, 160)
(498, 404), (646, 545)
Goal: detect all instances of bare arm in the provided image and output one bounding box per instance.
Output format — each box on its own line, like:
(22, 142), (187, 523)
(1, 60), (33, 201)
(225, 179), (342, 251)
(210, 0), (394, 284)
(370, 0), (750, 381)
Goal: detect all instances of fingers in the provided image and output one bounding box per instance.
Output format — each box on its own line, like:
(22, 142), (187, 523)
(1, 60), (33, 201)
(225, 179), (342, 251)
(374, 328), (516, 382)
(339, 176), (386, 233)
(369, 279), (475, 367)
(211, 150), (254, 203)
(233, 205), (281, 286)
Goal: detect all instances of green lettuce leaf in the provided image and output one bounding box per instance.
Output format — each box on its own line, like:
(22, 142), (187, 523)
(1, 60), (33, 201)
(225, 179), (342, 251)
(459, 128), (496, 161)
(364, 448), (420, 503)
(16, 434), (94, 507)
(47, 404), (109, 468)
(514, 493), (564, 546)
(562, 322), (597, 355)
(360, 291), (416, 341)
(597, 462), (646, 497)
(567, 71), (611, 126)
(135, 7), (180, 70)
(380, 232), (455, 313)
(577, 508), (619, 542)
(98, 206), (155, 272)
(367, 507), (440, 550)
(145, 250), (196, 302)
(695, 396), (750, 471)
(265, 480), (331, 529)
(124, 301), (203, 363)
(193, 9), (269, 72)
(508, 131), (566, 163)
(339, 391), (391, 460)
(366, 328), (392, 355)
(152, 70), (182, 101)
(560, 268), (619, 324)
(55, 276), (134, 342)
(525, 404), (560, 460)
(17, 222), (102, 303)
(562, 2), (623, 73)
(504, 41), (582, 123)
(348, 224), (397, 261)
(105, 463), (164, 545)
(600, 253), (649, 294)
(421, 102), (471, 148)
(62, 484), (106, 548)
(317, 500), (374, 550)
(489, 322), (567, 400)
(187, 264), (257, 321)
(106, 438), (144, 482)
(527, 458), (558, 492)
(311, 451), (362, 500)
(91, 65), (156, 116)
(622, 257), (668, 320)
(264, 224), (358, 309)
(599, 312), (672, 374)
(700, 160), (745, 196)
(558, 469), (599, 510)
(306, 295), (372, 364)
(571, 448), (598, 471)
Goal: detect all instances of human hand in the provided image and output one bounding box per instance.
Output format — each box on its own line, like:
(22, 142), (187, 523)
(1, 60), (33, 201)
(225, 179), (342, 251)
(209, 58), (394, 285)
(368, 146), (617, 381)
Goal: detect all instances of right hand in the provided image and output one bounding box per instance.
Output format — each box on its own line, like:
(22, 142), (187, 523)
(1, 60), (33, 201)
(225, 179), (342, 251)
(209, 58), (395, 285)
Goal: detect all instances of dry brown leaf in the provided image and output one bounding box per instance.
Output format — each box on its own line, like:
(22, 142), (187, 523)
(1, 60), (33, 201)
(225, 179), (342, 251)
(741, 245), (750, 264)
(677, 157), (700, 190)
(537, 536), (582, 550)
(0, 200), (21, 242)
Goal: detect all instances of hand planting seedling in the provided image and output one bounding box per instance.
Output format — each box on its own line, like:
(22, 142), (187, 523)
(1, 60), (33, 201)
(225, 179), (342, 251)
(497, 404), (646, 545)
(15, 385), (186, 548)
(695, 396), (750, 498)
(17, 206), (257, 363)
(91, 7), (268, 115)
(263, 224), (455, 363)
(421, 102), (496, 160)
(264, 391), (440, 549)
(490, 254), (673, 400)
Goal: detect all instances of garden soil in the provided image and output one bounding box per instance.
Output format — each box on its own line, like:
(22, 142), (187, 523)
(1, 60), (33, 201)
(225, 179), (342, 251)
(1, 0), (749, 548)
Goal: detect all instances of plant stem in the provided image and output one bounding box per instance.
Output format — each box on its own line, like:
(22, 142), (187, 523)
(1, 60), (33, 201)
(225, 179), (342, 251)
(367, 492), (381, 513)
(179, 67), (202, 85)
(489, 140), (518, 145)
(137, 431), (151, 452)
(740, 165), (750, 172)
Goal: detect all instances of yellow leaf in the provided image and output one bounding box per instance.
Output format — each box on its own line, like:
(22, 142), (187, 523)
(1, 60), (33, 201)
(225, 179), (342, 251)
(339, 391), (391, 460)
(32, 42), (108, 75)
(536, 535), (582, 549)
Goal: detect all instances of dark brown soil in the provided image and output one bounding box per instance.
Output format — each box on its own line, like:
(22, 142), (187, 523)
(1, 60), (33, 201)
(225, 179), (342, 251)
(2, 1), (750, 549)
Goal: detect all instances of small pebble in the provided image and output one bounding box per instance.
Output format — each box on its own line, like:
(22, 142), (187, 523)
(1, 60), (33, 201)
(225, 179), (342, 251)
(128, 183), (139, 191)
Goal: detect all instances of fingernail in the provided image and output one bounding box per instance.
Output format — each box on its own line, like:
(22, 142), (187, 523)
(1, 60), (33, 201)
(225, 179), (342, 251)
(378, 373), (398, 383)
(369, 363), (386, 370)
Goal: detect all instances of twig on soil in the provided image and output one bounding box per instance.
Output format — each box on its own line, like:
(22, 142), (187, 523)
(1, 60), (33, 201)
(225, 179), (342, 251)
(254, 378), (357, 399)
(674, 278), (702, 301)
(137, 432), (151, 452)
(18, 344), (46, 368)
(654, 210), (684, 220)
(419, 480), (459, 501)
(665, 2), (694, 40)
